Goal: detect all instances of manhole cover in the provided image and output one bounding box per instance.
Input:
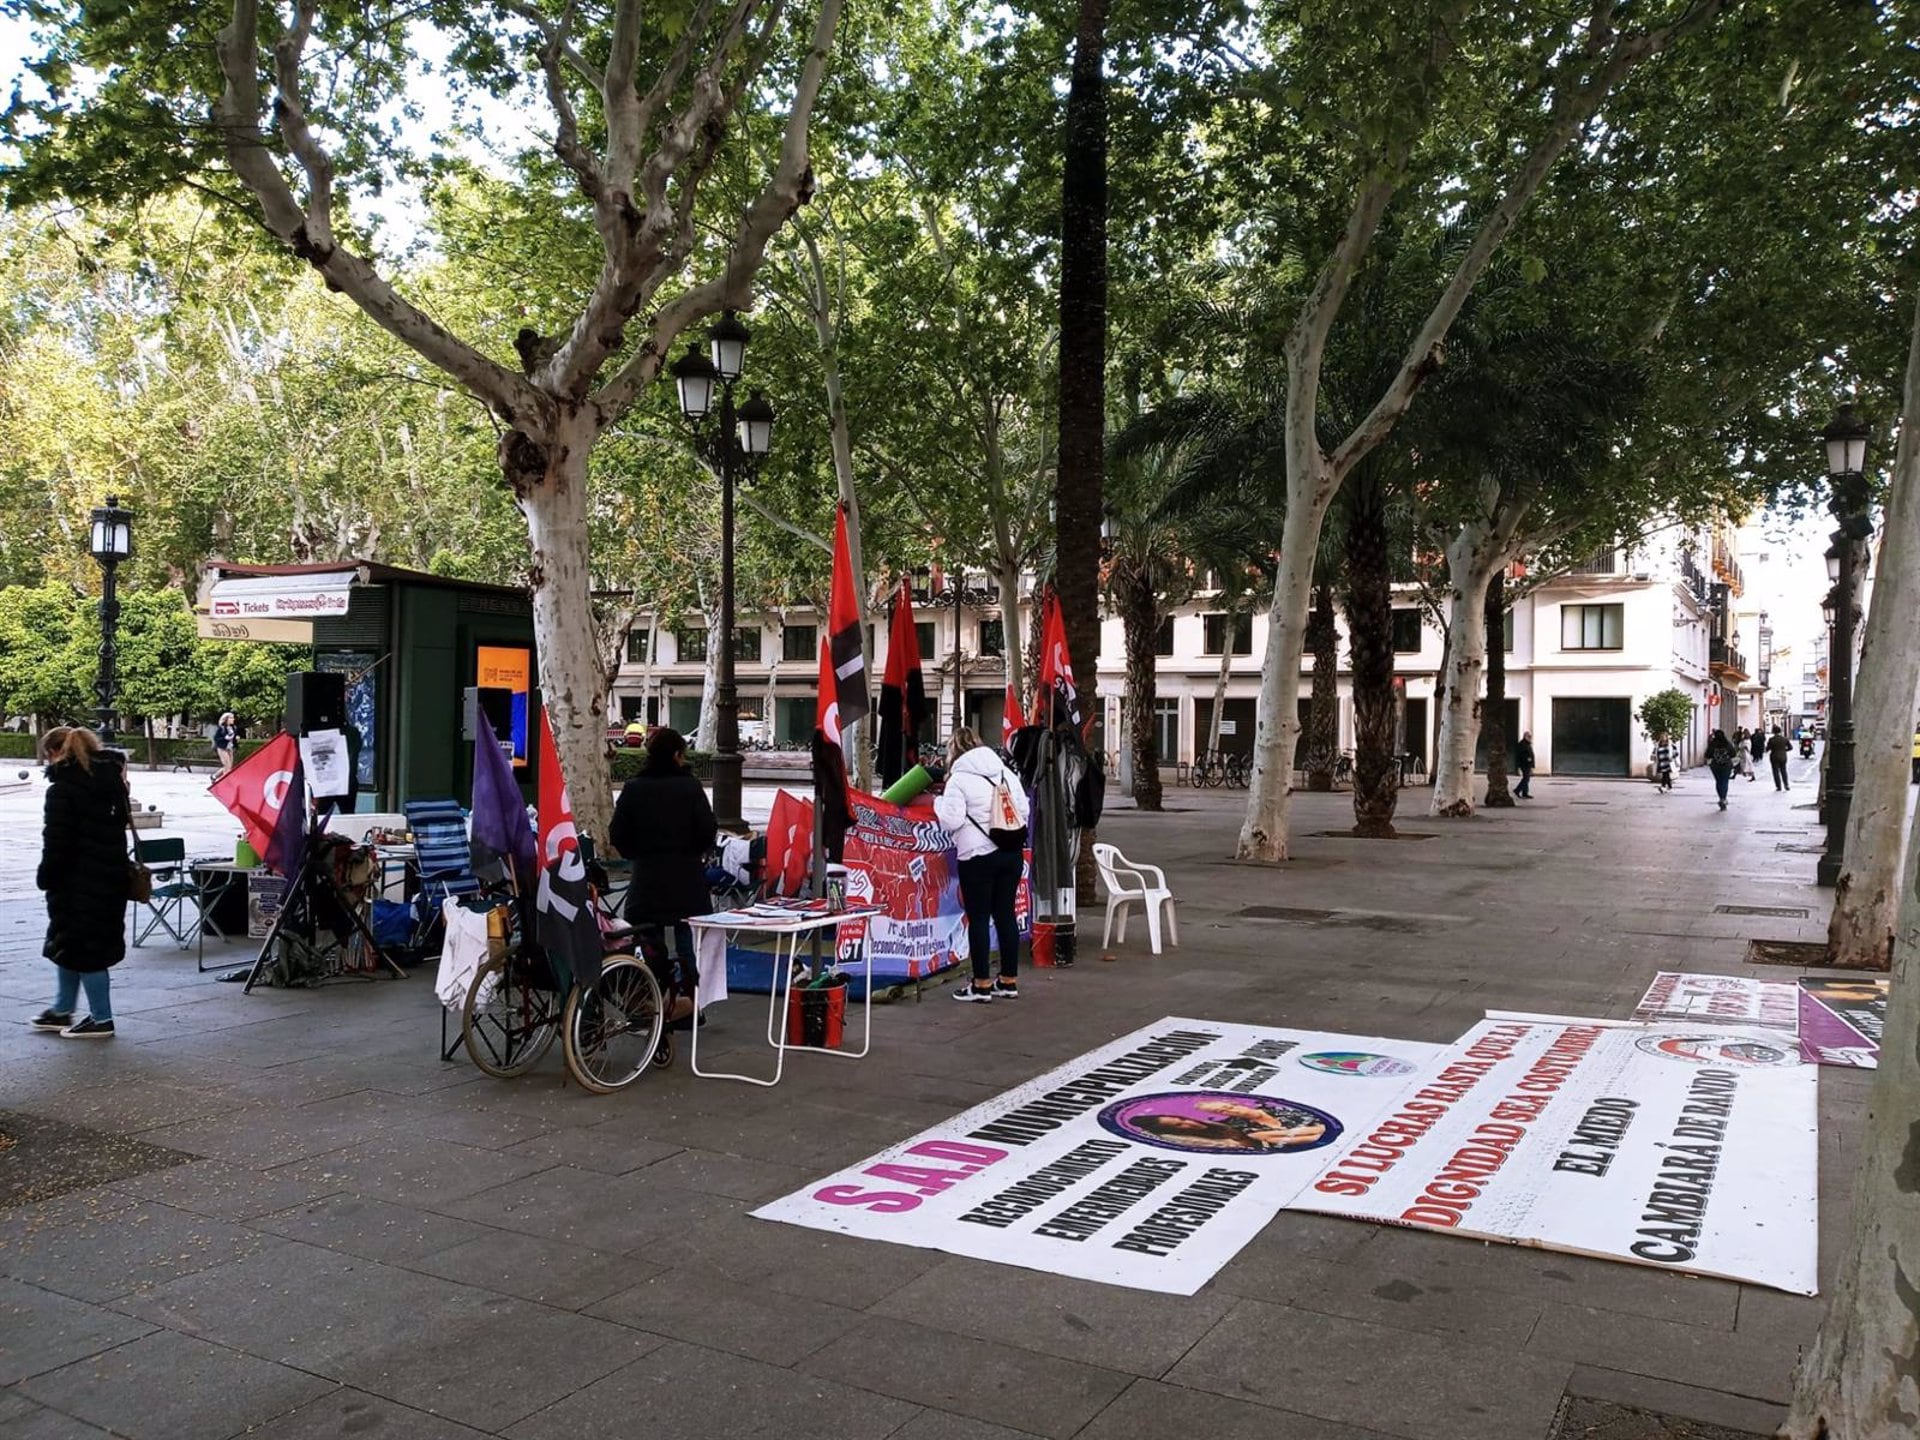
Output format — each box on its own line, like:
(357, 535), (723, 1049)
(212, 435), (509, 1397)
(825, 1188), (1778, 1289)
(1754, 830), (1808, 836)
(1715, 904), (1810, 918)
(1550, 1395), (1764, 1439)
(1235, 905), (1439, 933)
(1569, 800), (1609, 806)
(1238, 905), (1338, 922)
(1747, 940), (1832, 968)
(1793, 803), (1819, 810)
(1776, 844), (1824, 854)
(0, 1109), (194, 1210)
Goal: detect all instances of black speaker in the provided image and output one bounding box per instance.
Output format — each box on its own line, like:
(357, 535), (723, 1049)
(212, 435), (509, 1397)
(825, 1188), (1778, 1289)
(464, 686), (512, 743)
(285, 671), (346, 735)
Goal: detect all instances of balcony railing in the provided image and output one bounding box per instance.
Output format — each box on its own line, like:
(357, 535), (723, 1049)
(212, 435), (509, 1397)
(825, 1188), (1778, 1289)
(1567, 549), (1618, 576)
(1709, 638), (1748, 680)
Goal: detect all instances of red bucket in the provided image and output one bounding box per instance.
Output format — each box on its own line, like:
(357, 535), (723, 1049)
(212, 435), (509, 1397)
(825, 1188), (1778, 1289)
(787, 980), (847, 1049)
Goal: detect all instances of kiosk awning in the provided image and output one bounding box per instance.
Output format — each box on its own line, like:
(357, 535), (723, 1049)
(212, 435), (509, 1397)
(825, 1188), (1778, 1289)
(198, 570), (359, 641)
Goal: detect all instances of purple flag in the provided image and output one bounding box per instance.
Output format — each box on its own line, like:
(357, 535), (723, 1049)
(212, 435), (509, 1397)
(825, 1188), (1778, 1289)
(264, 756), (307, 879)
(471, 731), (536, 885)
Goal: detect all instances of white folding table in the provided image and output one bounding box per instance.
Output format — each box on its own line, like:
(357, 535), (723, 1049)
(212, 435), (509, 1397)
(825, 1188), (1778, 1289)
(685, 902), (886, 1087)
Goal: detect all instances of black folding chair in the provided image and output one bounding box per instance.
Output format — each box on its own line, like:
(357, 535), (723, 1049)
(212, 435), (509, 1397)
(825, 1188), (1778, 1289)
(131, 837), (199, 949)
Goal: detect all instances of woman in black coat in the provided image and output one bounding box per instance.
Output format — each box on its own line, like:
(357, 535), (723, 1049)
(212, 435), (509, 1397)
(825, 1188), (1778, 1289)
(607, 727), (716, 1010)
(33, 727), (131, 1038)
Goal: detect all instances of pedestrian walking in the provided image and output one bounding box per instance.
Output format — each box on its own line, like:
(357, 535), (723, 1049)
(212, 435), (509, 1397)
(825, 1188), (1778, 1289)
(1651, 733), (1676, 794)
(1749, 727), (1766, 768)
(1767, 726), (1792, 790)
(1729, 728), (1749, 782)
(607, 726), (712, 1024)
(30, 726), (131, 1038)
(935, 726), (1030, 1002)
(1513, 731), (1536, 799)
(212, 712), (239, 777)
(1706, 729), (1737, 811)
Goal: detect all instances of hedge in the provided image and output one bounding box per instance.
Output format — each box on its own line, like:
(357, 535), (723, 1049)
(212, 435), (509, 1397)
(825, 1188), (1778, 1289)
(611, 748), (713, 781)
(0, 732), (276, 766)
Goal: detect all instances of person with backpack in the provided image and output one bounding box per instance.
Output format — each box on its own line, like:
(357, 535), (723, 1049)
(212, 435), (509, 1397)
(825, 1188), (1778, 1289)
(935, 726), (1031, 1002)
(1705, 728), (1737, 811)
(1651, 732), (1677, 794)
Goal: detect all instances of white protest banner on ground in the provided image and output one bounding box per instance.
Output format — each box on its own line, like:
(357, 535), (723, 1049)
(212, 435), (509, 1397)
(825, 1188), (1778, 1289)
(753, 1018), (1443, 1295)
(1631, 972), (1799, 1034)
(1797, 976), (1889, 1068)
(1297, 1015), (1817, 1294)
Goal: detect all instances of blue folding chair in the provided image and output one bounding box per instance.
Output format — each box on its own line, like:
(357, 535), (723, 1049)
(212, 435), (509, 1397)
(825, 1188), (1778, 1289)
(403, 798), (481, 946)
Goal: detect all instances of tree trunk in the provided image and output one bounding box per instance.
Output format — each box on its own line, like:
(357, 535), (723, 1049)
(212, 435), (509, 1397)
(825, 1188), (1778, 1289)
(1056, 0), (1106, 902)
(996, 558), (1026, 708)
(1305, 581), (1339, 791)
(694, 586), (720, 755)
(1345, 489), (1399, 838)
(1115, 555), (1161, 810)
(1430, 512), (1504, 816)
(511, 417), (614, 846)
(1207, 605), (1235, 754)
(1827, 296), (1920, 972)
(1482, 569), (1514, 808)
(1781, 804), (1920, 1434)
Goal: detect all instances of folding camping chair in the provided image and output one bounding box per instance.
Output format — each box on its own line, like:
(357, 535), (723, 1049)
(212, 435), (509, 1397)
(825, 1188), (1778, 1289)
(403, 797), (481, 949)
(130, 836), (200, 949)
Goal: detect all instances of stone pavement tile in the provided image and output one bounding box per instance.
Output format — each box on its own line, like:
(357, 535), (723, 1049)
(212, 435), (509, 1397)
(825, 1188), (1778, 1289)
(801, 1315), (1132, 1440)
(1732, 1284), (1825, 1353)
(871, 1257), (1236, 1377)
(219, 1387), (494, 1440)
(1205, 1253), (1543, 1351)
(15, 1328), (333, 1440)
(1526, 1302), (1800, 1406)
(1568, 1365), (1785, 1436)
(1211, 1210), (1378, 1278)
(0, 1398), (118, 1438)
(504, 1338), (920, 1440)
(0, 1199), (285, 1304)
(8, 1079), (239, 1136)
(136, 1108), (369, 1170)
(1166, 1297), (1572, 1440)
(636, 1148), (814, 1202)
(437, 1165), (745, 1254)
(1339, 1226), (1742, 1330)
(1076, 1378), (1400, 1440)
(885, 1414), (1044, 1440)
(0, 1277), (154, 1386)
(500, 1125), (682, 1177)
(586, 1262), (861, 1364)
(252, 1193), (494, 1265)
(272, 1136), (554, 1208)
(108, 1158), (341, 1221)
(673, 1208), (944, 1309)
(412, 1230), (660, 1310)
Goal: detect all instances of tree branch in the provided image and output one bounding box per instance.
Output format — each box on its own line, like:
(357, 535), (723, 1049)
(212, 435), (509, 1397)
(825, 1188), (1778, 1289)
(493, 0), (605, 90)
(740, 492), (832, 553)
(539, 0), (605, 202)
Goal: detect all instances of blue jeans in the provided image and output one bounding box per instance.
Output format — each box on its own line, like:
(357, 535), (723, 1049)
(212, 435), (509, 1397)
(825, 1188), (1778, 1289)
(1712, 766), (1732, 802)
(53, 966), (112, 1021)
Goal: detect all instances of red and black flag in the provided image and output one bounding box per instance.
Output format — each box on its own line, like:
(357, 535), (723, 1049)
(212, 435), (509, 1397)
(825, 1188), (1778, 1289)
(812, 637), (855, 863)
(1038, 587), (1082, 732)
(877, 578), (928, 788)
(827, 503), (869, 732)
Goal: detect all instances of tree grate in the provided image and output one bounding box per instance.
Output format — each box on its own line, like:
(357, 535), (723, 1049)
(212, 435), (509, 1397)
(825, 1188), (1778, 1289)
(1306, 831), (1438, 841)
(1775, 843), (1825, 854)
(1746, 939), (1833, 968)
(1714, 904), (1808, 918)
(0, 1110), (194, 1210)
(1550, 1395), (1764, 1439)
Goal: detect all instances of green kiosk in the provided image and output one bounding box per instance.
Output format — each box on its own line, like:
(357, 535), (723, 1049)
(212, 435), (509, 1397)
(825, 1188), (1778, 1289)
(198, 561), (538, 809)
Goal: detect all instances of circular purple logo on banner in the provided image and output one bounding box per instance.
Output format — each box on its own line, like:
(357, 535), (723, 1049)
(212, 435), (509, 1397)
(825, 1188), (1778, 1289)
(1097, 1091), (1342, 1155)
(1633, 1033), (1798, 1067)
(1299, 1051), (1417, 1078)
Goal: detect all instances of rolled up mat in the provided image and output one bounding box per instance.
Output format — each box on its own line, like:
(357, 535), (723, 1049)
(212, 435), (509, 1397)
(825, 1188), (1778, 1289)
(880, 764), (932, 805)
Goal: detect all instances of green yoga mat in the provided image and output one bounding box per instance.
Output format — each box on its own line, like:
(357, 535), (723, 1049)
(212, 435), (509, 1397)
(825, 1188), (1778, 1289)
(880, 764), (933, 804)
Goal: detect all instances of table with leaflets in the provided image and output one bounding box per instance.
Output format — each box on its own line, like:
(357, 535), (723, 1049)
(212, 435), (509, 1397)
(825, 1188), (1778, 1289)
(685, 898), (888, 1087)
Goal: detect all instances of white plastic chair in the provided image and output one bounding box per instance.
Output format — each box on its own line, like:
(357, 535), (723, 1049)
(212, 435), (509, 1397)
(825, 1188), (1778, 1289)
(1092, 842), (1179, 954)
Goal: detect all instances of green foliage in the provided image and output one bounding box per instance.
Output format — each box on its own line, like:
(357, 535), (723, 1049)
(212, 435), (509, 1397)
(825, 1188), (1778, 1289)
(0, 583), (89, 721)
(1638, 689), (1693, 743)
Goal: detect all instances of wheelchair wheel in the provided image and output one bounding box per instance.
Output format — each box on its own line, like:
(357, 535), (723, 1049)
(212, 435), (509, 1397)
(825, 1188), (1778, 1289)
(462, 954), (561, 1078)
(563, 954), (665, 1093)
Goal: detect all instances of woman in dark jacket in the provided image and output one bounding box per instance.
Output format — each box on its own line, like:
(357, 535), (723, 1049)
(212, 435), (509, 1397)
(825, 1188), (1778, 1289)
(33, 726), (131, 1038)
(607, 728), (716, 1014)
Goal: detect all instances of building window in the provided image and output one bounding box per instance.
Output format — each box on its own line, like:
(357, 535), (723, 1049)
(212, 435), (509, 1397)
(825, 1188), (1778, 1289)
(978, 619), (1005, 656)
(1154, 699), (1179, 758)
(1391, 608), (1424, 653)
(625, 629), (650, 664)
(675, 628), (708, 663)
(619, 695), (646, 721)
(1561, 603), (1624, 651)
(1502, 609), (1515, 653)
(916, 621), (936, 660)
(733, 628), (762, 663)
(1155, 615), (1175, 656)
(782, 623), (816, 662)
(1202, 612), (1252, 656)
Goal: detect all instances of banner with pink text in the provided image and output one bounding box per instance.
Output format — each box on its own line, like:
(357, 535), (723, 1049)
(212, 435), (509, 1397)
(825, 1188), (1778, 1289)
(1295, 1015), (1817, 1294)
(753, 1018), (1443, 1294)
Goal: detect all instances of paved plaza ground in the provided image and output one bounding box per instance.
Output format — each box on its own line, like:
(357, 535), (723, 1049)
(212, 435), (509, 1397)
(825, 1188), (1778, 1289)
(0, 753), (1870, 1439)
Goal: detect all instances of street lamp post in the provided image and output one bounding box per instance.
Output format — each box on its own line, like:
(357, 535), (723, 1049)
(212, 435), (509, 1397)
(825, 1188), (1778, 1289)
(1816, 403), (1873, 889)
(87, 494), (134, 744)
(671, 313), (775, 831)
(920, 560), (992, 734)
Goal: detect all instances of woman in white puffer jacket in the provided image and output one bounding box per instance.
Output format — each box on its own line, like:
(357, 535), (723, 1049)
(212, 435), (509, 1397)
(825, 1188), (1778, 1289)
(934, 727), (1031, 1002)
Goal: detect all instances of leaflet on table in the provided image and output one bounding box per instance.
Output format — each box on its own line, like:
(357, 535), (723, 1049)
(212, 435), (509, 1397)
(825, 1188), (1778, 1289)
(754, 1018), (1445, 1295)
(1298, 1013), (1817, 1294)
